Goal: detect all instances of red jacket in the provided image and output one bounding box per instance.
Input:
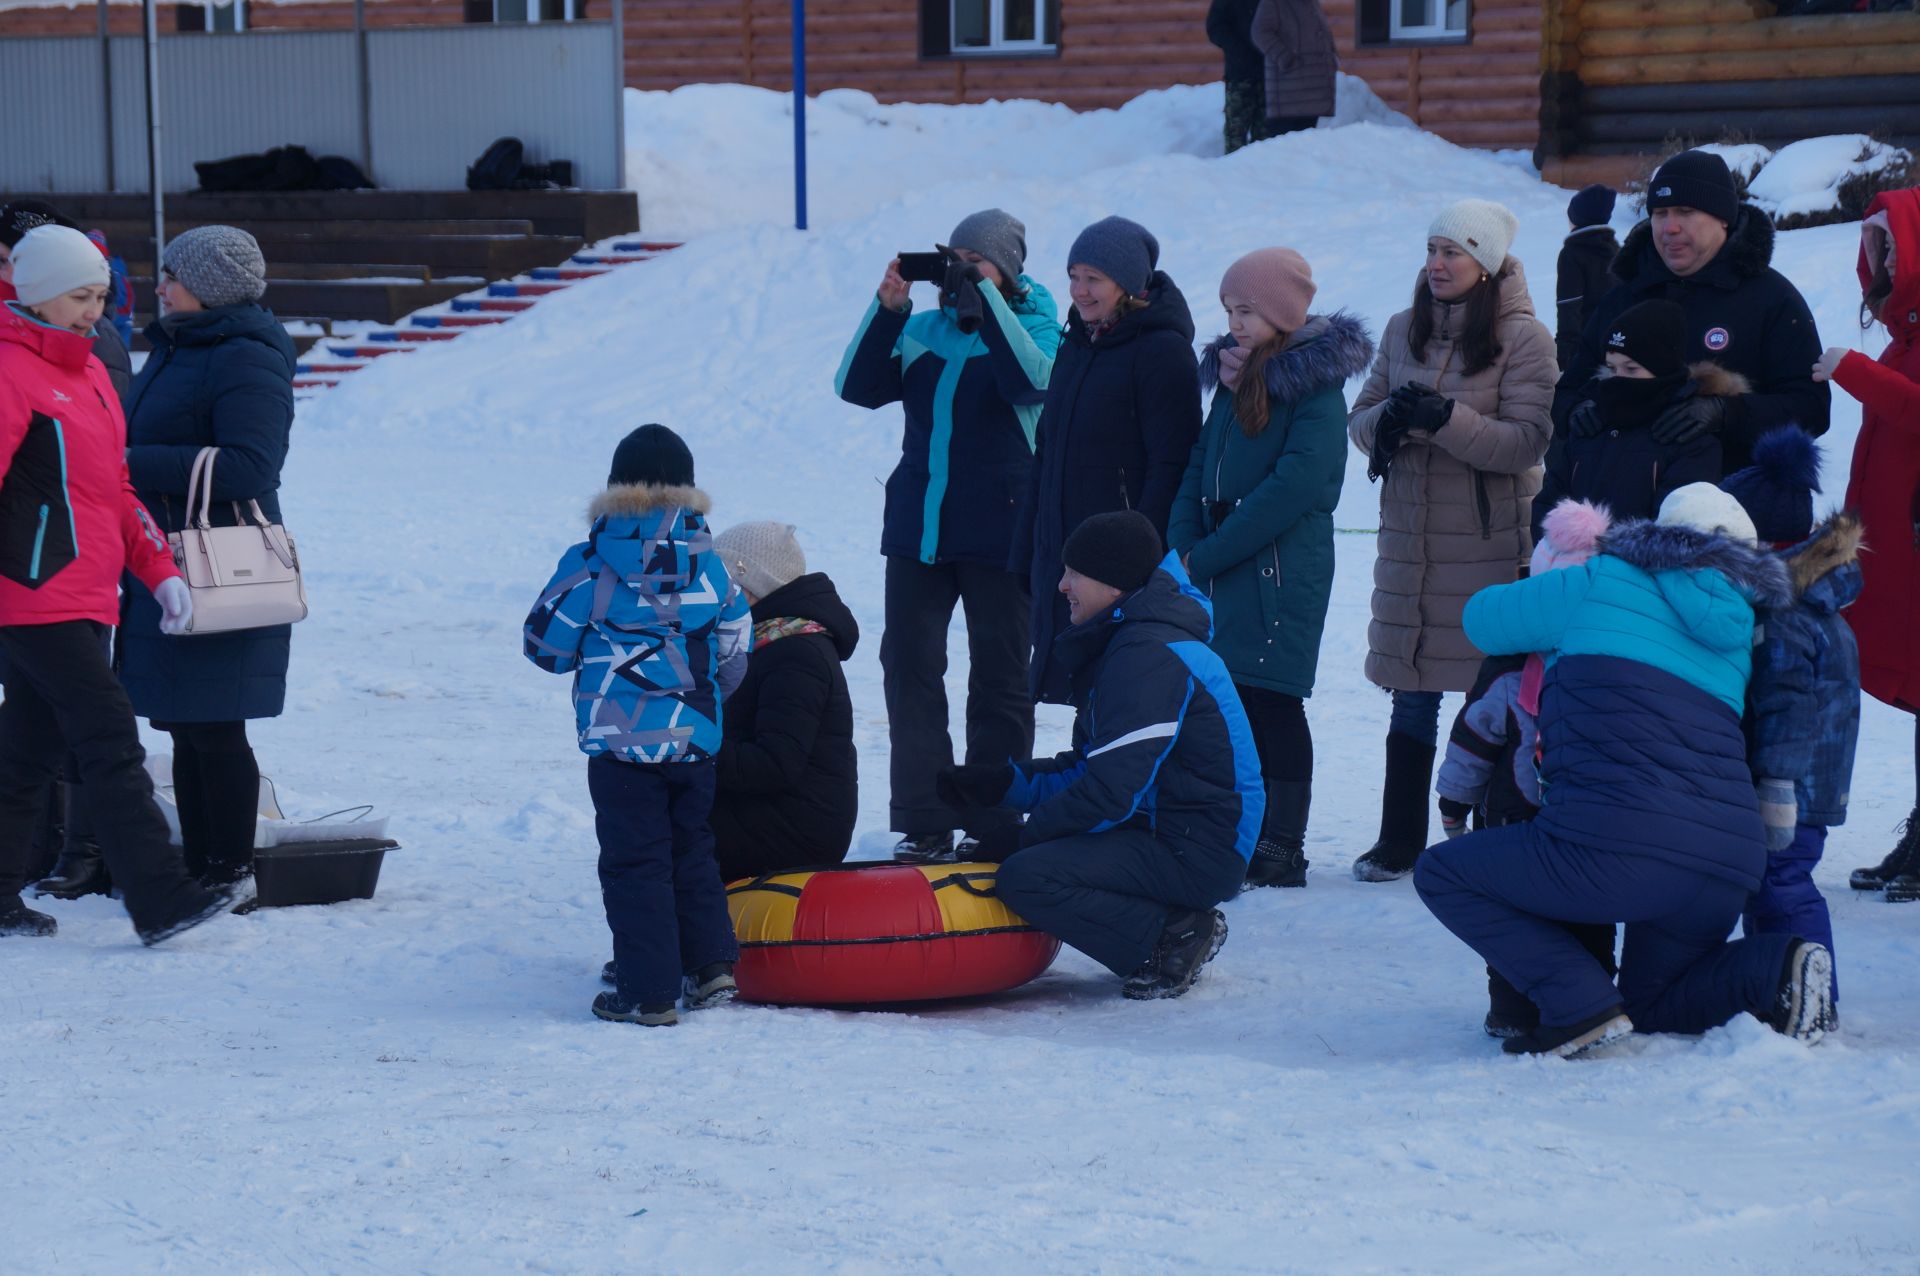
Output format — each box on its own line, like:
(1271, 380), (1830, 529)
(0, 302), (177, 627)
(1838, 186), (1920, 713)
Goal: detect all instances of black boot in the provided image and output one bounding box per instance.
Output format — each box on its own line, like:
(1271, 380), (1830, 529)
(1244, 780), (1311, 889)
(1502, 1005), (1634, 1058)
(1484, 967), (1539, 1038)
(0, 893), (57, 937)
(1353, 732), (1436, 882)
(1852, 809), (1920, 891)
(33, 841), (109, 899)
(891, 831), (955, 864)
(1122, 908), (1228, 1000)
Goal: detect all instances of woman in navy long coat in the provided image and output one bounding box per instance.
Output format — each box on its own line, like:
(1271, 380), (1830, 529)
(1011, 216), (1201, 705)
(121, 226), (296, 886)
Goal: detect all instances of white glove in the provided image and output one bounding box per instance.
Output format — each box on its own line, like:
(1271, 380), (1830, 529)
(155, 576), (194, 635)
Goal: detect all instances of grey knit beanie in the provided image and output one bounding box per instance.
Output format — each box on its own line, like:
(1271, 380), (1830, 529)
(946, 208), (1027, 283)
(163, 225), (267, 308)
(713, 521), (807, 602)
(1068, 216), (1161, 297)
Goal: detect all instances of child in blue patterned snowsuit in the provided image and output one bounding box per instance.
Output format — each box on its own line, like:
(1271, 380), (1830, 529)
(524, 425), (752, 1026)
(1721, 428), (1862, 1008)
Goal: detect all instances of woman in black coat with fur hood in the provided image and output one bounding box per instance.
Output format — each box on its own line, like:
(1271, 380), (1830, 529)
(707, 522), (859, 879)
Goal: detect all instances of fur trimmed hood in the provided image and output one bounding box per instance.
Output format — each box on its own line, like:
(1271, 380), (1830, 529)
(1615, 205), (1776, 291)
(1783, 510), (1865, 609)
(1600, 518), (1794, 610)
(1688, 361), (1752, 399)
(1198, 310), (1376, 397)
(589, 482), (712, 523)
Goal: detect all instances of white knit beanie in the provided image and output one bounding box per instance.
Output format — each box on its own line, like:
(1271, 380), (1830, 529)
(1657, 482), (1759, 546)
(1428, 199), (1520, 277)
(10, 224), (109, 307)
(713, 521), (806, 601)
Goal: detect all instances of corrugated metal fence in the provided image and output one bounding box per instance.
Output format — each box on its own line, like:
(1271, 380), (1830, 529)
(0, 23), (620, 193)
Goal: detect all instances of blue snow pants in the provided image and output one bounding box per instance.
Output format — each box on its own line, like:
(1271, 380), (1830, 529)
(996, 829), (1247, 976)
(1744, 823), (1838, 1003)
(1415, 822), (1794, 1034)
(589, 754), (739, 1005)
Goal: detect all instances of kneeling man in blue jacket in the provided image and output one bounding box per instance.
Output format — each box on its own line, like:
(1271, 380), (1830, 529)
(1416, 484), (1837, 1057)
(938, 510), (1265, 999)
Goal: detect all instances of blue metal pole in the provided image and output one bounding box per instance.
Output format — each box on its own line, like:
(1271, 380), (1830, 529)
(792, 0), (808, 231)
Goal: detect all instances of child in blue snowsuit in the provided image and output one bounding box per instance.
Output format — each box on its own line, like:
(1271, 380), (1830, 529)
(1721, 428), (1862, 1008)
(1435, 498), (1616, 1038)
(1416, 482), (1836, 1057)
(523, 424), (752, 1026)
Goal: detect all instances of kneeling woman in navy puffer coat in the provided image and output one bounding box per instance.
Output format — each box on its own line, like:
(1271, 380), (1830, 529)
(1415, 483), (1835, 1057)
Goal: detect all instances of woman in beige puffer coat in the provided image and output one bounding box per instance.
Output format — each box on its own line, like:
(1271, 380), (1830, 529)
(1345, 198), (1557, 882)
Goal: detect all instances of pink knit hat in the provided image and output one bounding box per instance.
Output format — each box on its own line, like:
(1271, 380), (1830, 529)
(1219, 248), (1316, 334)
(1529, 499), (1612, 575)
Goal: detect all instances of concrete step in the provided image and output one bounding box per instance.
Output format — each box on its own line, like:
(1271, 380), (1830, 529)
(133, 278), (475, 325)
(53, 190), (639, 242)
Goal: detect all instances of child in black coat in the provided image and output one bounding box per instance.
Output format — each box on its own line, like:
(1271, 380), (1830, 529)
(1536, 298), (1728, 540)
(1555, 184), (1619, 370)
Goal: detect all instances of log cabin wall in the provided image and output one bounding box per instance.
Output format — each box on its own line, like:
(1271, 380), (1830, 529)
(0, 1), (1544, 151)
(1543, 0), (1920, 160)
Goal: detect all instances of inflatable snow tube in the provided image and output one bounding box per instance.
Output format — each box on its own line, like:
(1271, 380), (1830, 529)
(726, 861), (1060, 1006)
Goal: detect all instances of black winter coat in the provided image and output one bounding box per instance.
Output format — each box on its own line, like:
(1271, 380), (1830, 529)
(120, 304), (297, 723)
(1552, 207), (1829, 475)
(1206, 0), (1266, 82)
(1012, 272), (1202, 703)
(1554, 226), (1617, 371)
(1534, 362), (1741, 540)
(710, 573), (859, 878)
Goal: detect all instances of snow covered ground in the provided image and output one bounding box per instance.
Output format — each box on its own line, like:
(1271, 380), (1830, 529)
(8, 82), (1919, 1273)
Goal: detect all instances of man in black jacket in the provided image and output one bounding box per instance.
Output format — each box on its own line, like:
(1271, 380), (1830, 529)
(1207, 0), (1269, 153)
(939, 512), (1264, 1000)
(1555, 183), (1619, 370)
(1551, 150), (1829, 476)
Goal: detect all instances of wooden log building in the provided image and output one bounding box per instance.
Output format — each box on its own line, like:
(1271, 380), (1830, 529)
(2, 0), (1915, 177)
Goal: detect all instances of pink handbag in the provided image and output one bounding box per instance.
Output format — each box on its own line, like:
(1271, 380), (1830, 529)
(167, 446), (309, 634)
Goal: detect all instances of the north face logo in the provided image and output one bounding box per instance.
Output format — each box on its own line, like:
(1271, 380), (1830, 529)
(51, 389), (71, 403)
(1655, 186), (1672, 197)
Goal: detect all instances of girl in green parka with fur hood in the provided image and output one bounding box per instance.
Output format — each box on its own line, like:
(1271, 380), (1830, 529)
(1169, 248), (1375, 889)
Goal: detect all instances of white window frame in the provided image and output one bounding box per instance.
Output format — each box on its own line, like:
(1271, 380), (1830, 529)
(493, 0), (580, 23)
(950, 0), (1054, 55)
(183, 0), (246, 33)
(1389, 0), (1467, 41)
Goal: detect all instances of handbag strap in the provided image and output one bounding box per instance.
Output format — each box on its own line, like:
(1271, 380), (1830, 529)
(185, 447), (218, 530)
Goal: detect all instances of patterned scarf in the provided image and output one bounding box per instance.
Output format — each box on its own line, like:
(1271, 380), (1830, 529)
(752, 616), (828, 651)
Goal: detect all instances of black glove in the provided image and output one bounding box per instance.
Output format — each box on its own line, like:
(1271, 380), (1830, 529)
(936, 763), (1012, 811)
(1649, 394), (1727, 445)
(963, 822), (1023, 864)
(1367, 396), (1413, 482)
(1566, 398), (1606, 439)
(1394, 381), (1456, 435)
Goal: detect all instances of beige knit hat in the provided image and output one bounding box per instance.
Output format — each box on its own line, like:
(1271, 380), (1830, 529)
(713, 521), (807, 601)
(1428, 199), (1519, 277)
(1219, 248), (1317, 334)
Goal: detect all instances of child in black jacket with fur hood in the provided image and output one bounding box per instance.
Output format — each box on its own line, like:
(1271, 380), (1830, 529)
(1535, 298), (1728, 539)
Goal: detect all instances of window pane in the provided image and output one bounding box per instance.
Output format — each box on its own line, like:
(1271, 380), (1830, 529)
(953, 0), (989, 47)
(496, 0), (529, 21)
(1445, 0), (1467, 30)
(1397, 0), (1429, 27)
(1005, 0), (1038, 41)
(539, 0), (568, 18)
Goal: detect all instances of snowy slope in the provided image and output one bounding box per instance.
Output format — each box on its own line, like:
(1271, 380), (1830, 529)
(8, 84), (1918, 1275)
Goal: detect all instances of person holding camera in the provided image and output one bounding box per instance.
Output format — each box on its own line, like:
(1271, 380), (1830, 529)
(1013, 216), (1202, 707)
(835, 209), (1061, 863)
(1345, 199), (1556, 884)
(1169, 248), (1373, 890)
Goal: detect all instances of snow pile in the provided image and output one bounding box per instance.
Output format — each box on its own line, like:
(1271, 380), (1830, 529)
(1747, 134), (1914, 223)
(624, 75), (1410, 238)
(8, 83), (1916, 1274)
(1698, 141), (1774, 188)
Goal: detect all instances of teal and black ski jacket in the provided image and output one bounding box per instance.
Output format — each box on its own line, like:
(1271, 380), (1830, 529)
(835, 275), (1059, 567)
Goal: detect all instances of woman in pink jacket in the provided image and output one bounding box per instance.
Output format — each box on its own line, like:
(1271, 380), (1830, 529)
(0, 225), (230, 944)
